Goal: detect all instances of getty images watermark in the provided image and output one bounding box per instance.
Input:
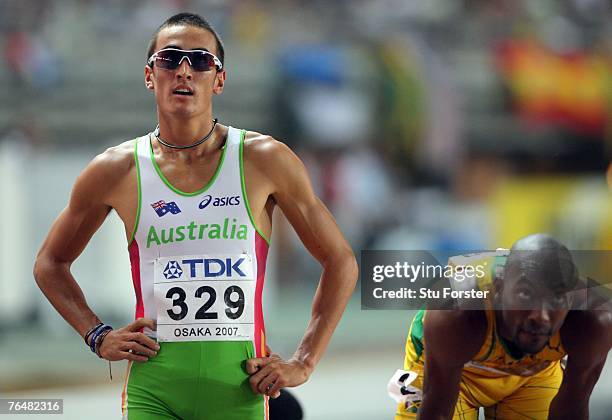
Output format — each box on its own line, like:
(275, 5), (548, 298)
(361, 250), (612, 310)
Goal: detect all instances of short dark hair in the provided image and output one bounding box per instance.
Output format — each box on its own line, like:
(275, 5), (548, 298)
(146, 12), (225, 66)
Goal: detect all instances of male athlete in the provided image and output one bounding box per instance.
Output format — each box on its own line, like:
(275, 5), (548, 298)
(393, 234), (611, 419)
(33, 13), (357, 420)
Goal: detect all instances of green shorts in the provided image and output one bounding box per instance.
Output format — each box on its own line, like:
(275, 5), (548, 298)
(121, 341), (267, 420)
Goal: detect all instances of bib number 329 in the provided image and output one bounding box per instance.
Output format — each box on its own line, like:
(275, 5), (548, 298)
(154, 254), (255, 342)
(165, 285), (245, 321)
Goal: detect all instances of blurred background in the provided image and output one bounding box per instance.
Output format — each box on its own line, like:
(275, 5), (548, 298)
(0, 0), (611, 418)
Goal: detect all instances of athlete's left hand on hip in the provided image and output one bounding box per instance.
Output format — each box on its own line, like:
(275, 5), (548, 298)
(246, 356), (312, 398)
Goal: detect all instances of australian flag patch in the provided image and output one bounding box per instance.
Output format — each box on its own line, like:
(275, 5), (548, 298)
(151, 200), (181, 217)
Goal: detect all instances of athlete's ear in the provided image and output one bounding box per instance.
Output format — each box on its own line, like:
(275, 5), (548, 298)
(213, 69), (226, 95)
(144, 65), (155, 90)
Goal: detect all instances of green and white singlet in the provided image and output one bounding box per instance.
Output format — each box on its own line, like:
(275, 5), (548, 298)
(122, 127), (270, 420)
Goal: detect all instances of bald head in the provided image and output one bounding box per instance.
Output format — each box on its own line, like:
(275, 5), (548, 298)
(505, 234), (579, 293)
(511, 233), (567, 252)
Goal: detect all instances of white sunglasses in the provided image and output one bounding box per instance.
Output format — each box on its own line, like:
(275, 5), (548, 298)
(148, 48), (223, 72)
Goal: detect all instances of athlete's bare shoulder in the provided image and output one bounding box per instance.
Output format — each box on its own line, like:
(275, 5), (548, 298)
(242, 130), (304, 179)
(73, 138), (138, 207)
(240, 129), (315, 210)
(92, 139), (136, 173)
(242, 130), (294, 164)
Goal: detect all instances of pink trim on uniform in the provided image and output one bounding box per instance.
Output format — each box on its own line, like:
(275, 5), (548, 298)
(128, 240), (144, 319)
(254, 232), (269, 357)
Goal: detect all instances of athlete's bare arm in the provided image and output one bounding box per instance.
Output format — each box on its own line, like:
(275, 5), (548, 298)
(568, 275), (612, 311)
(33, 142), (159, 362)
(549, 310), (611, 420)
(417, 310), (486, 420)
(243, 134), (358, 398)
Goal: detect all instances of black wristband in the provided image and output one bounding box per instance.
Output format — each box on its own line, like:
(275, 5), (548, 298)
(94, 328), (113, 358)
(88, 324), (113, 354)
(84, 322), (104, 346)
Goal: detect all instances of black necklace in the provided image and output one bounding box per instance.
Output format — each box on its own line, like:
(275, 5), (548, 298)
(154, 118), (218, 149)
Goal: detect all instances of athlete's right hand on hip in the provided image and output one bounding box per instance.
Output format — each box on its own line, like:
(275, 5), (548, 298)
(98, 318), (160, 362)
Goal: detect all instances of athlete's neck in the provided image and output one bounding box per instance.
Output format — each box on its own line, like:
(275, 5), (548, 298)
(156, 114), (219, 153)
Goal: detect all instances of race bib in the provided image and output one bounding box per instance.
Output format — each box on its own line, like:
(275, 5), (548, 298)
(154, 254), (255, 342)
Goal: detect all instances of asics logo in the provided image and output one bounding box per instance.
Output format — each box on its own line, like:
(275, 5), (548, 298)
(199, 194), (240, 209)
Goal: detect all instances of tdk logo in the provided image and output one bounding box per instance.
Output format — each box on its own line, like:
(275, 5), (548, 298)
(163, 261), (183, 280)
(182, 257), (246, 278)
(199, 194), (240, 210)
